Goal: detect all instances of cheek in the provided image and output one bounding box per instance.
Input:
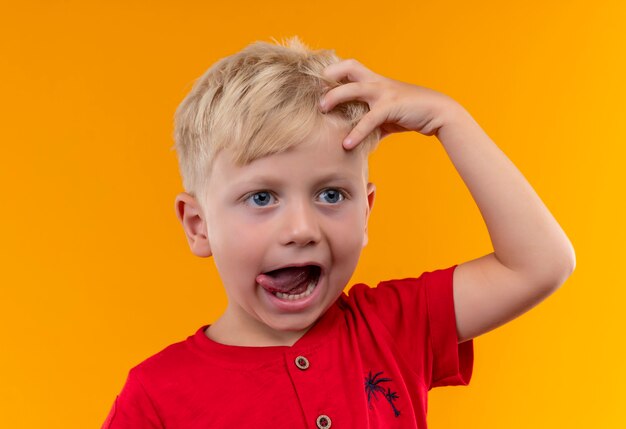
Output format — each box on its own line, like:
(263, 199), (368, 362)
(210, 210), (260, 250)
(209, 218), (264, 284)
(327, 210), (367, 261)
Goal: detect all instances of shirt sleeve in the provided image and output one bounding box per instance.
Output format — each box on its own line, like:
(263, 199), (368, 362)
(424, 265), (473, 388)
(101, 367), (165, 429)
(348, 265), (473, 390)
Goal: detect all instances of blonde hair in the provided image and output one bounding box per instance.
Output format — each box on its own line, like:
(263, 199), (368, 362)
(172, 36), (380, 203)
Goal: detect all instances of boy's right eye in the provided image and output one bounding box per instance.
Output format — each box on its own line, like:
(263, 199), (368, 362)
(245, 191), (276, 207)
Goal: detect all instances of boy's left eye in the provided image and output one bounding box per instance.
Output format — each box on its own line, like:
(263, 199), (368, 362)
(318, 188), (345, 204)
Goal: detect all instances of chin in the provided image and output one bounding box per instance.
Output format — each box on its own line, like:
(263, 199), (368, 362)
(267, 313), (321, 335)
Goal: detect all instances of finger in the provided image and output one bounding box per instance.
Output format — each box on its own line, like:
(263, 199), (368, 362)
(320, 81), (376, 112)
(322, 58), (379, 84)
(343, 109), (386, 150)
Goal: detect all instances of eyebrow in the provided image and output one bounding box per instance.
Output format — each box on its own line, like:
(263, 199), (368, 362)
(234, 172), (360, 188)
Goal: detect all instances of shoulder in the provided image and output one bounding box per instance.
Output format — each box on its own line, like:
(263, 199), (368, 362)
(335, 265), (458, 341)
(129, 326), (206, 382)
(341, 266), (456, 306)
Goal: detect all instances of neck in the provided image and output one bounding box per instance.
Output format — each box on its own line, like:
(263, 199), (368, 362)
(206, 312), (310, 347)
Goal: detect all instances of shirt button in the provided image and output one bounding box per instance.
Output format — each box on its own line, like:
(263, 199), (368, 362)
(295, 355), (310, 370)
(316, 415), (331, 428)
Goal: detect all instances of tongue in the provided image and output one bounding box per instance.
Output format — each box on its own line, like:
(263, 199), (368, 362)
(256, 267), (311, 293)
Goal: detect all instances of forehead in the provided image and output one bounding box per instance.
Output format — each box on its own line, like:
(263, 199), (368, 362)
(209, 120), (368, 188)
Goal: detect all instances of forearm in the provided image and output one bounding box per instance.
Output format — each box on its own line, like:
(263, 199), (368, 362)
(436, 104), (576, 285)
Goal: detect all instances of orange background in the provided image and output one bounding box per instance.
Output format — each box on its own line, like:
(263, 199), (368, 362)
(1, 1), (624, 427)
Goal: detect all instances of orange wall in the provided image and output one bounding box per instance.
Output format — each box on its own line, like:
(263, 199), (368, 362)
(1, 1), (624, 427)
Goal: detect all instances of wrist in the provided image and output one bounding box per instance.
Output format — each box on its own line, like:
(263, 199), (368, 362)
(435, 101), (475, 140)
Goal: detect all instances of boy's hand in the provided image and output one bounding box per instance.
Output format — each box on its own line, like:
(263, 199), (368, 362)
(319, 59), (461, 149)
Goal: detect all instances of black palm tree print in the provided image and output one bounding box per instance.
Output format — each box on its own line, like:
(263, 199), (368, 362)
(364, 370), (401, 417)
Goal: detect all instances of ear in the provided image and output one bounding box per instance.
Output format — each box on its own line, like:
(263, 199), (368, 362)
(174, 192), (212, 258)
(362, 182), (376, 248)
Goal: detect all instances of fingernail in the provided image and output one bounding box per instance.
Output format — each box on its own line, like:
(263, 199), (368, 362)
(319, 99), (326, 110)
(343, 138), (353, 148)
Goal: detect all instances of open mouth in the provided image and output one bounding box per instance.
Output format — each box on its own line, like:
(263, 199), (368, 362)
(257, 265), (322, 301)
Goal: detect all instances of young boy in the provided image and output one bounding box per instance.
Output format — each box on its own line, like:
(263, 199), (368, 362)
(102, 36), (575, 428)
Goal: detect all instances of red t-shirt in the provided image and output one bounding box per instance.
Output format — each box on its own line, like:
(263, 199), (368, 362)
(102, 265), (473, 428)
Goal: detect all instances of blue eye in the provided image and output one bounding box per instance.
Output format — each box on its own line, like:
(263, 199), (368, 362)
(319, 189), (345, 204)
(247, 191), (275, 207)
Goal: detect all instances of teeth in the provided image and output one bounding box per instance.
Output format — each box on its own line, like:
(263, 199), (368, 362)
(275, 279), (317, 301)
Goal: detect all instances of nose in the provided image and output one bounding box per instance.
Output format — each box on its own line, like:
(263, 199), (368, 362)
(279, 199), (322, 247)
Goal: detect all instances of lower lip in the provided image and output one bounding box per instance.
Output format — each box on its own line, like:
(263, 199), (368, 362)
(261, 275), (324, 312)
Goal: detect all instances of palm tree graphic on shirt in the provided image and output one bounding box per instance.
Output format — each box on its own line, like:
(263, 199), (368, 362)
(364, 370), (401, 417)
